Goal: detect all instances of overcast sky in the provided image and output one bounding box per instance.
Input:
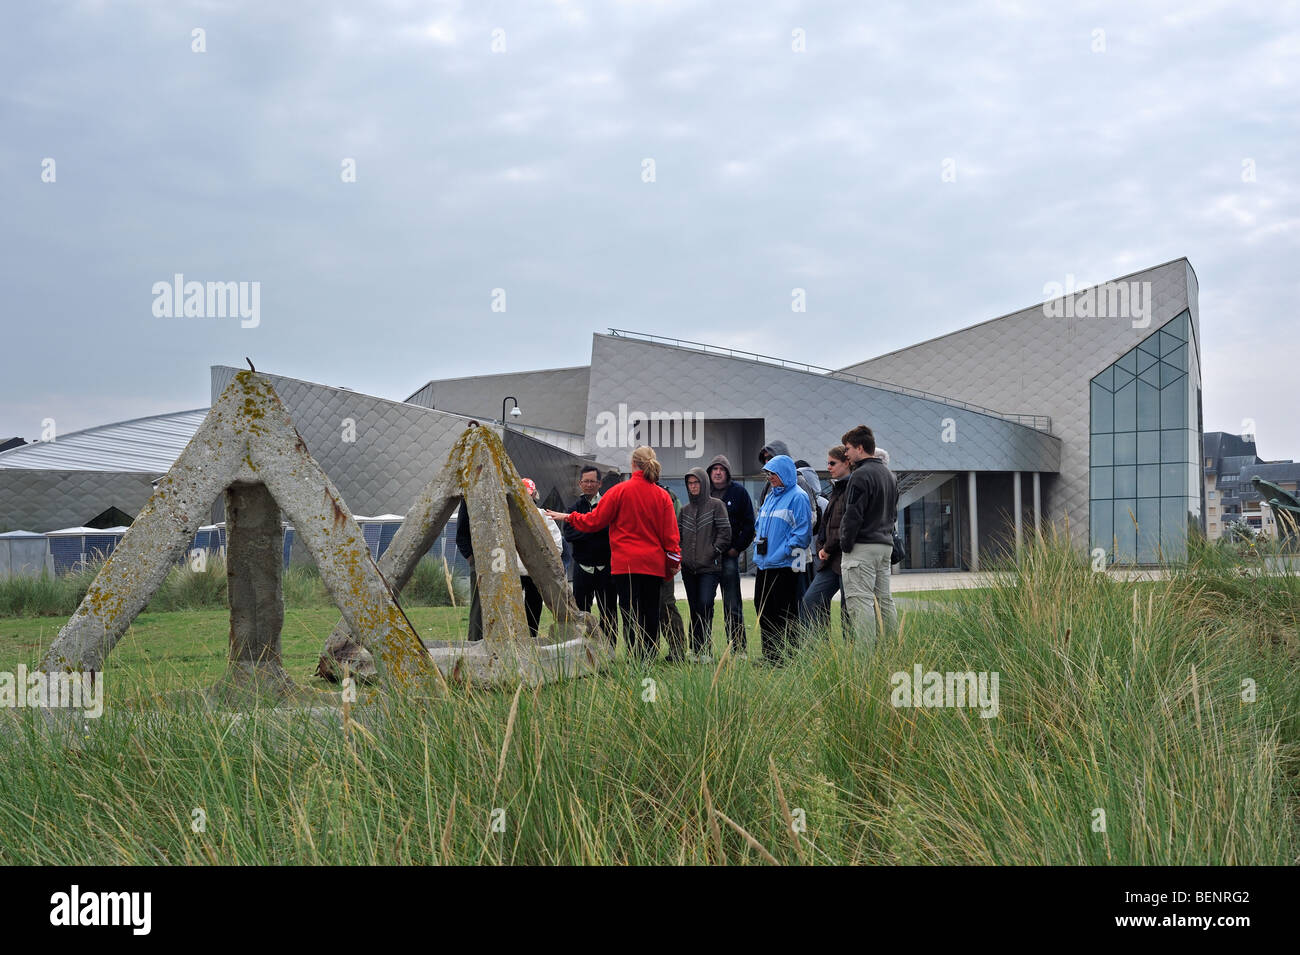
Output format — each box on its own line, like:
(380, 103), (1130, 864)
(2, 0), (1297, 457)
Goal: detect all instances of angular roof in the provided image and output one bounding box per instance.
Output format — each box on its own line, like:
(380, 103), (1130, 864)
(1204, 432), (1258, 472)
(0, 408), (209, 473)
(1240, 461), (1300, 482)
(1218, 455), (1260, 477)
(585, 332), (1061, 474)
(405, 365), (591, 435)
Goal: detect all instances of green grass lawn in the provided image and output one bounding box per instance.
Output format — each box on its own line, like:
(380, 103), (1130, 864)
(0, 599), (816, 701)
(0, 606), (472, 698)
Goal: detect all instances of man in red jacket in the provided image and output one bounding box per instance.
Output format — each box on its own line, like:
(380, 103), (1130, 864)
(548, 447), (681, 661)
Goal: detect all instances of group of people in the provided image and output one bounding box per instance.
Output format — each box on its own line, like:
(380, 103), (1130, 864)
(457, 425), (900, 666)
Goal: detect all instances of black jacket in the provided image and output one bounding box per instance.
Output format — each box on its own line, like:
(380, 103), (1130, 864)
(706, 454), (756, 552)
(840, 457), (899, 551)
(816, 477), (849, 574)
(562, 493), (612, 566)
(455, 500), (473, 561)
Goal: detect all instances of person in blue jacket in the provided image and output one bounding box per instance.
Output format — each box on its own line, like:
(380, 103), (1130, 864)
(752, 453), (812, 664)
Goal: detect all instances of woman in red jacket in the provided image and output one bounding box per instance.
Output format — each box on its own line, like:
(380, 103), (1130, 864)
(548, 446), (681, 661)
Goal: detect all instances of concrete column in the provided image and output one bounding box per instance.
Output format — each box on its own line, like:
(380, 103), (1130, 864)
(224, 481), (291, 692)
(1033, 472), (1042, 541)
(1013, 471), (1023, 561)
(968, 471), (979, 572)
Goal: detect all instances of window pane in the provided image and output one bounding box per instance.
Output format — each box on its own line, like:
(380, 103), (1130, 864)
(1167, 312), (1189, 341)
(1162, 463), (1187, 496)
(1115, 432), (1137, 465)
(1162, 496), (1189, 560)
(1138, 464), (1160, 498)
(1164, 344), (1186, 372)
(1115, 465), (1137, 497)
(1137, 499), (1161, 563)
(1114, 499), (1137, 560)
(1091, 466), (1113, 499)
(1115, 380), (1137, 431)
(1091, 382), (1113, 434)
(1138, 381), (1160, 430)
(1138, 431), (1160, 464)
(1161, 429), (1186, 462)
(1091, 433), (1113, 466)
(1160, 378), (1186, 428)
(1091, 499), (1113, 555)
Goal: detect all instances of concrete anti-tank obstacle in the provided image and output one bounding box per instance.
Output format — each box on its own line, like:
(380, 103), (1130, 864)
(39, 371), (433, 696)
(316, 424), (611, 687)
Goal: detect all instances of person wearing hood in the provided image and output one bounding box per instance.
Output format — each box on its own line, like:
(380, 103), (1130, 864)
(801, 444), (851, 634)
(678, 466), (732, 662)
(752, 453), (812, 664)
(706, 453), (755, 656)
(758, 441), (822, 524)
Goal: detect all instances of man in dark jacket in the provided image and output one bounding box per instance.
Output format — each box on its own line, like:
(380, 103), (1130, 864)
(678, 466), (731, 661)
(706, 454), (755, 656)
(562, 465), (616, 645)
(838, 424), (899, 651)
(801, 444), (851, 633)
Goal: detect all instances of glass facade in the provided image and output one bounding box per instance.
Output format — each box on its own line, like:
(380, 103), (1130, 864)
(901, 478), (959, 570)
(1089, 311), (1203, 563)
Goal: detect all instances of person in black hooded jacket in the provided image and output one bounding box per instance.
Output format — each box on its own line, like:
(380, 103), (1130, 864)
(706, 453), (755, 656)
(678, 466), (731, 661)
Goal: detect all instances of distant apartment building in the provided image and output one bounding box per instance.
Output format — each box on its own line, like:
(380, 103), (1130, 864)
(1203, 432), (1300, 540)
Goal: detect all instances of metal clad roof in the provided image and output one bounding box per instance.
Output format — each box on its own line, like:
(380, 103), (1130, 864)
(0, 409), (209, 472)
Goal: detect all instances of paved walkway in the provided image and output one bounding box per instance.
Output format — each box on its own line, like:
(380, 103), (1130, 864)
(671, 566), (1181, 600)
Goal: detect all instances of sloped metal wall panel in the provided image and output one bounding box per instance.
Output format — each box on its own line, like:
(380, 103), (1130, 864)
(583, 335), (1062, 477)
(405, 366), (591, 435)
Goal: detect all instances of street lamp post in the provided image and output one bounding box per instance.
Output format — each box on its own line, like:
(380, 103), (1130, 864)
(501, 396), (521, 428)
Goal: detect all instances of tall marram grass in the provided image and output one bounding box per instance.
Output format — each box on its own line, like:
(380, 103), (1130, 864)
(0, 534), (1295, 864)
